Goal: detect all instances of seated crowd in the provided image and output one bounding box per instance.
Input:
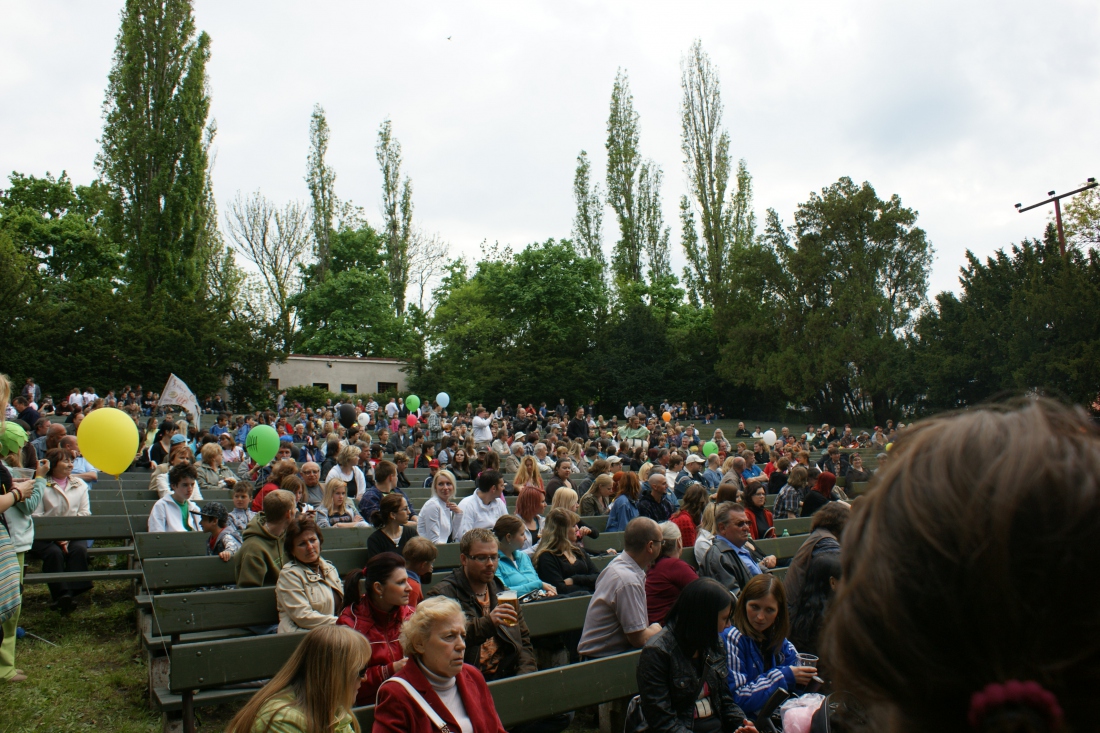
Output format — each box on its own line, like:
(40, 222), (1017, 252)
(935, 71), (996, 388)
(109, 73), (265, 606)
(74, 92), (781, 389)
(3, 379), (1094, 733)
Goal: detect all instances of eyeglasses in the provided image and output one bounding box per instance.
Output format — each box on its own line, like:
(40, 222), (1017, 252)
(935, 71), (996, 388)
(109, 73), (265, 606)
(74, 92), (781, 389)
(733, 520), (752, 529)
(467, 554), (497, 564)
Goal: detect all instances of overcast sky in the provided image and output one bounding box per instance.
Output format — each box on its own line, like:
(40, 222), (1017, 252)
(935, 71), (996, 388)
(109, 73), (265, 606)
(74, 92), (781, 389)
(3, 1), (1099, 296)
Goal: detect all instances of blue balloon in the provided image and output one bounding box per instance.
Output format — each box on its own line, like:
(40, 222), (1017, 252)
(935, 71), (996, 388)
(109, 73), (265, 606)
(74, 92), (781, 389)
(436, 392), (450, 408)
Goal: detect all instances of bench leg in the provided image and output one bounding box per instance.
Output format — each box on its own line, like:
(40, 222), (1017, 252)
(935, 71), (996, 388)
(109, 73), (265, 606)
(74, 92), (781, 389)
(182, 690), (195, 733)
(598, 698), (628, 733)
(162, 711), (183, 733)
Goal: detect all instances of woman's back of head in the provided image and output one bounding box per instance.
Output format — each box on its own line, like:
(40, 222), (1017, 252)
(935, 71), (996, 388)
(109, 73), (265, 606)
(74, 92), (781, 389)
(226, 625), (368, 733)
(825, 399), (1100, 733)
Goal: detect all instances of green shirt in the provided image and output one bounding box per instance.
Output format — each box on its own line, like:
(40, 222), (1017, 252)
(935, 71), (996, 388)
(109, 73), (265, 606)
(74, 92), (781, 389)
(174, 498), (191, 531)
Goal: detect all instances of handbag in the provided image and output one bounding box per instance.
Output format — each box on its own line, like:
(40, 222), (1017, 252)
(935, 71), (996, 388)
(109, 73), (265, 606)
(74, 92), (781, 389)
(379, 676), (455, 733)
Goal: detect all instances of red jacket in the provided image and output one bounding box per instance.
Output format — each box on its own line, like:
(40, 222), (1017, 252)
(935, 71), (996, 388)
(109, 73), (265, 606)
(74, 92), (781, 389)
(250, 482), (278, 512)
(670, 511), (698, 547)
(336, 598), (415, 705)
(746, 507), (775, 540)
(373, 659), (507, 733)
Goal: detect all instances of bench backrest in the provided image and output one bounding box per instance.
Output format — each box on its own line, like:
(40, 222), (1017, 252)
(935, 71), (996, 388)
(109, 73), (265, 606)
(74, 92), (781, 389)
(167, 594), (595, 693)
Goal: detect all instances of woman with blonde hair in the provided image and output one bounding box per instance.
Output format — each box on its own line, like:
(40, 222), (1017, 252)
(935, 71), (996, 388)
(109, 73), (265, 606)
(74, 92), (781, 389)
(568, 441), (586, 474)
(325, 444), (367, 498)
(534, 508), (599, 594)
(196, 442), (238, 494)
(150, 444), (201, 500)
(374, 596), (507, 733)
(693, 502), (718, 566)
(579, 474), (613, 517)
(316, 478), (367, 529)
(226, 625), (369, 733)
(512, 455), (544, 492)
(417, 470), (461, 544)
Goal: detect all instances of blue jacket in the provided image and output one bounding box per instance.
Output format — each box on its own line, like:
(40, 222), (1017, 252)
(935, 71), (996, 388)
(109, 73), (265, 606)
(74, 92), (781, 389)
(358, 486), (417, 522)
(702, 468), (722, 489)
(606, 493), (638, 532)
(721, 626), (799, 716)
(496, 549), (543, 595)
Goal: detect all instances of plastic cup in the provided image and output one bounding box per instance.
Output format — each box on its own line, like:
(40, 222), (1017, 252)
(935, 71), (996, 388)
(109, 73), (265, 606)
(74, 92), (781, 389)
(498, 590), (519, 626)
(797, 653), (819, 669)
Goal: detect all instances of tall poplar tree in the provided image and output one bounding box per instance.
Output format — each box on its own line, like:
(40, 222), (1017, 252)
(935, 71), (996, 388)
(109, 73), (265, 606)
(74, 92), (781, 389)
(605, 69), (643, 285)
(96, 0), (212, 301)
(572, 150), (604, 267)
(679, 39), (755, 307)
(306, 103), (336, 281)
(376, 119), (413, 315)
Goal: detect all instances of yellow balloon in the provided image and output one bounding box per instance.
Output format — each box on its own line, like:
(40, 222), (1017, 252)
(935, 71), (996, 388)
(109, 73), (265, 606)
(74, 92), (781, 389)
(77, 407), (139, 475)
(885, 442), (893, 452)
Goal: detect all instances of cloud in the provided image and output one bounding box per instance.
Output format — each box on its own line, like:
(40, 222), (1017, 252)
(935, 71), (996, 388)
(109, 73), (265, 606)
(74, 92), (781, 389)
(3, 0), (1099, 297)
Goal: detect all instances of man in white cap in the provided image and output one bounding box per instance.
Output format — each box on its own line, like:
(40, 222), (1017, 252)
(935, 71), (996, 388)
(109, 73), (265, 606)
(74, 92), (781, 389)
(676, 453), (707, 501)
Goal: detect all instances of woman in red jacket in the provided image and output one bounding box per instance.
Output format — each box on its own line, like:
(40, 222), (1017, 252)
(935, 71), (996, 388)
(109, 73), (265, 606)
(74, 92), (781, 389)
(669, 483), (709, 547)
(336, 552), (414, 705)
(745, 484), (775, 540)
(644, 522), (698, 625)
(374, 596), (507, 733)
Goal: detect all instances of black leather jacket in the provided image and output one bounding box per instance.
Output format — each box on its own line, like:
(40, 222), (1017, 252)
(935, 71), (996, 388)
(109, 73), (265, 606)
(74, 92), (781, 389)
(637, 626), (748, 733)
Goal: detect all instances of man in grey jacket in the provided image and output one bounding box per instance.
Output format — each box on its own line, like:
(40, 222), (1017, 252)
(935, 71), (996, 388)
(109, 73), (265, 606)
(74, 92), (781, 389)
(700, 502), (776, 598)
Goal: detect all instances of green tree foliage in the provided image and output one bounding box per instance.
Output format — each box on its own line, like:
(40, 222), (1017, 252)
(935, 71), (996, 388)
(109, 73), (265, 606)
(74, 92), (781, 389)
(418, 240), (608, 406)
(306, 103), (336, 281)
(606, 69), (643, 286)
(678, 41), (758, 311)
(377, 119), (414, 315)
(571, 150), (604, 266)
(916, 224), (1100, 410)
(96, 0), (213, 301)
(0, 171), (274, 406)
(717, 178), (931, 424)
(292, 224), (410, 358)
(1062, 183), (1100, 250)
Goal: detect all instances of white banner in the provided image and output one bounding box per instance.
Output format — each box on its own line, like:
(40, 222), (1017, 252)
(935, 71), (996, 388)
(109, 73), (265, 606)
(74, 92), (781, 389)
(158, 374), (201, 430)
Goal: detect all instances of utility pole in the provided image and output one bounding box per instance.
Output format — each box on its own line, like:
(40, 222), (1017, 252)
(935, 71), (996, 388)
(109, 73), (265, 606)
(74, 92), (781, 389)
(1015, 178), (1097, 256)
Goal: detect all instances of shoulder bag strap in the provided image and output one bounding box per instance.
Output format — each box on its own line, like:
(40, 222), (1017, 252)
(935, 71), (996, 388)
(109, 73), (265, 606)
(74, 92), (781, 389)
(378, 676), (452, 733)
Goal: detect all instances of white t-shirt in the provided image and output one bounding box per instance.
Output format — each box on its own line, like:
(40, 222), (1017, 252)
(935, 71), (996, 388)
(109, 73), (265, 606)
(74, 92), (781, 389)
(325, 465), (367, 498)
(385, 401), (399, 418)
(455, 492), (507, 539)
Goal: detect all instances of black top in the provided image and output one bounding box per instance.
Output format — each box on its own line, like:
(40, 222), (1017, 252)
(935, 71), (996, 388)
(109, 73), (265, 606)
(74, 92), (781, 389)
(768, 470), (788, 494)
(535, 549), (599, 594)
(365, 525), (417, 559)
(800, 491), (831, 518)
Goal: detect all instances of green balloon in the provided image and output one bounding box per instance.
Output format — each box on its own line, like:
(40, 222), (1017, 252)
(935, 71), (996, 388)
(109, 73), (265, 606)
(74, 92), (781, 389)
(406, 395), (421, 412)
(245, 424), (280, 466)
(702, 440), (719, 457)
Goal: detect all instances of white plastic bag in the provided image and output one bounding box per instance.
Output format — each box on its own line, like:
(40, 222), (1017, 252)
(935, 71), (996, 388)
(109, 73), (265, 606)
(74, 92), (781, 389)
(779, 693), (826, 733)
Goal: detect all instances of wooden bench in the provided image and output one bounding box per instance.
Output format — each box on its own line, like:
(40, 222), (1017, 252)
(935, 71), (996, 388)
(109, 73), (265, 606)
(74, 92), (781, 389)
(158, 594), (596, 731)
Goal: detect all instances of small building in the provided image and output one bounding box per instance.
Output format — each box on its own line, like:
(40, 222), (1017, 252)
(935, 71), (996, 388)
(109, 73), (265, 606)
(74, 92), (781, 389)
(268, 355), (408, 396)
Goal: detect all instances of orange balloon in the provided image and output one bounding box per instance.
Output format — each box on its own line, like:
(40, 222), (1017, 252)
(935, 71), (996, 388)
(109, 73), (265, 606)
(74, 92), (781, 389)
(662, 411), (672, 422)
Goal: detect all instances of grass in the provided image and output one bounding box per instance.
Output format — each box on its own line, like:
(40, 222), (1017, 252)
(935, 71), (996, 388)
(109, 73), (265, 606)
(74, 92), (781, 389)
(0, 575), (238, 733)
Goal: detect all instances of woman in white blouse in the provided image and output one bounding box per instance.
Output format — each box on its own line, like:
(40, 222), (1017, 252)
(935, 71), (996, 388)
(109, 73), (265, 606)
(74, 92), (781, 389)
(416, 470), (462, 544)
(30, 447), (93, 611)
(324, 444), (367, 499)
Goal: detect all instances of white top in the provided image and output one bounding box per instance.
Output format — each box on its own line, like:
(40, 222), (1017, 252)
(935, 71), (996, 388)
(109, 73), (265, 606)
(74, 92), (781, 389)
(623, 405), (635, 418)
(420, 662), (474, 733)
(694, 528), (715, 566)
(147, 494), (203, 532)
(471, 415), (493, 443)
(34, 476), (91, 518)
(325, 465), (367, 497)
(417, 495), (457, 544)
(385, 401), (400, 418)
(455, 492), (508, 539)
